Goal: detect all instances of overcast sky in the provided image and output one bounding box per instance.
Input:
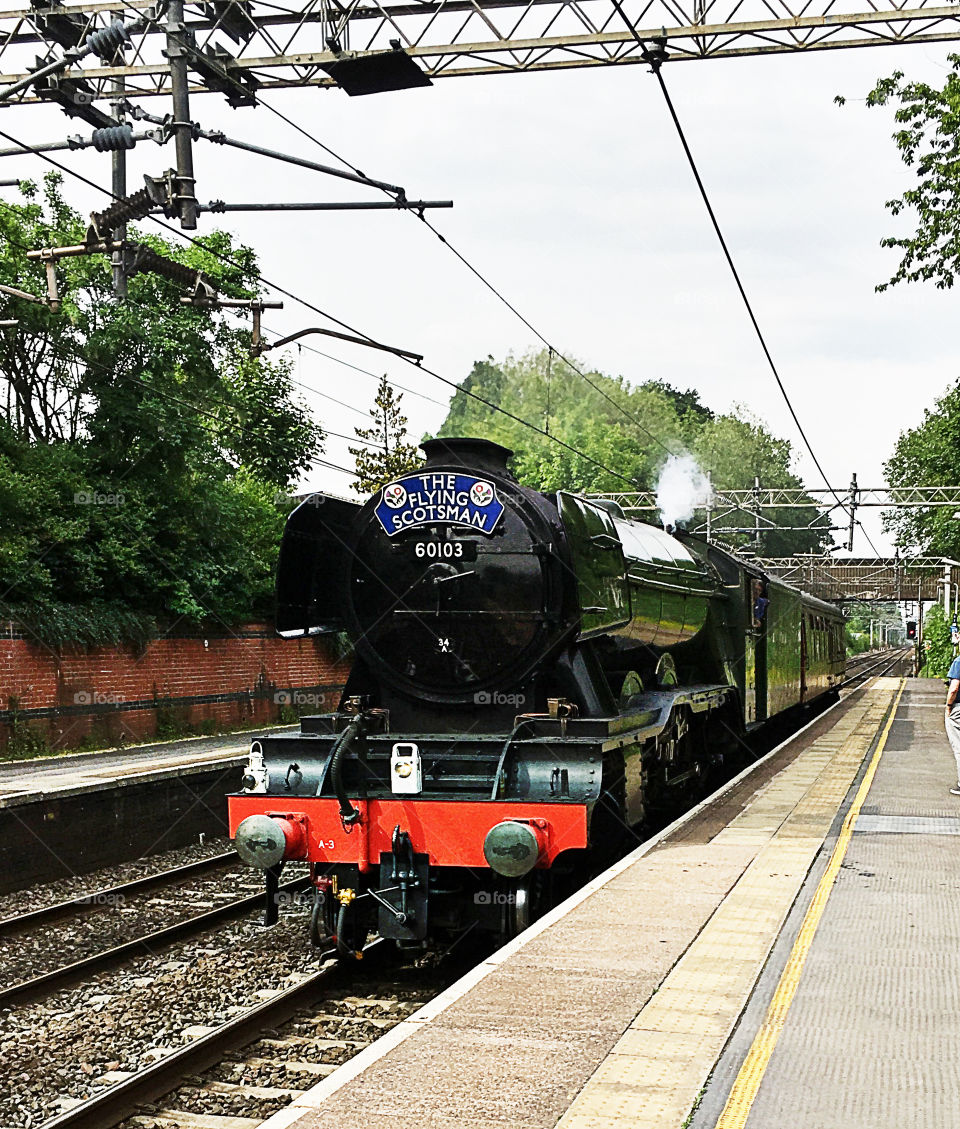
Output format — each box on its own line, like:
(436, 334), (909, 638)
(9, 41), (960, 555)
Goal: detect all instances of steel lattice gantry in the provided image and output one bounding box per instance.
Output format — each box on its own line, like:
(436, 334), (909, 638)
(756, 556), (956, 602)
(593, 485), (960, 516)
(2, 0), (960, 103)
(588, 484), (960, 544)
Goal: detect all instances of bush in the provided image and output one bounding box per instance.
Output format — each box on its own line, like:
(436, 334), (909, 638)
(3, 698), (49, 760)
(3, 599), (156, 650)
(920, 604), (955, 678)
(846, 626), (870, 656)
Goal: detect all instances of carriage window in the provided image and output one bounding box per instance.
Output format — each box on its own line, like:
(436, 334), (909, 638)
(751, 579), (769, 626)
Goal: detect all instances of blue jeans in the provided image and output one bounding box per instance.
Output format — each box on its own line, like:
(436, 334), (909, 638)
(946, 705), (960, 786)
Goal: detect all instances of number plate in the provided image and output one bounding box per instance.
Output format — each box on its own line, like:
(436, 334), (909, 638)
(406, 540), (478, 562)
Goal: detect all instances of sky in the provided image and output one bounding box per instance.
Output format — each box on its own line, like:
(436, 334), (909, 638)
(5, 40), (960, 555)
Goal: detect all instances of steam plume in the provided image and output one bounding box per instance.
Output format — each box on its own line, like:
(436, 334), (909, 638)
(655, 454), (713, 528)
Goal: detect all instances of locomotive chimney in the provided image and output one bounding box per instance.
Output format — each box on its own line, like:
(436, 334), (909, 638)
(420, 437), (515, 479)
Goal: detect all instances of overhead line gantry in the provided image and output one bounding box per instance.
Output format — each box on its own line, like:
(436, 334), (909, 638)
(0, 0), (958, 101)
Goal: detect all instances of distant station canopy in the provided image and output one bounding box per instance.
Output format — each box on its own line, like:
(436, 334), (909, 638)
(758, 557), (956, 603)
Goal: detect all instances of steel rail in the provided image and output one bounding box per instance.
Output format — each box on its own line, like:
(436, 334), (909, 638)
(861, 651), (910, 682)
(0, 850), (238, 938)
(0, 876), (311, 1009)
(845, 649), (896, 671)
(842, 647), (910, 688)
(845, 647), (904, 670)
(38, 937), (389, 1129)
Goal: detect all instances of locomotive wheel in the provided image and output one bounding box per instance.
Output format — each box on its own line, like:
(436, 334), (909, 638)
(499, 874), (546, 940)
(649, 708), (708, 813)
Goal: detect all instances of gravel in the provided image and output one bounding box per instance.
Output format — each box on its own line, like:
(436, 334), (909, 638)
(0, 838), (237, 920)
(155, 987), (432, 1123)
(0, 861), (263, 990)
(0, 883), (320, 1127)
(0, 843), (483, 1128)
(0, 877), (467, 1129)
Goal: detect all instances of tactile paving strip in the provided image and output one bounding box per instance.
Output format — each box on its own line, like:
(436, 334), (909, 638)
(555, 680), (899, 1129)
(854, 814), (960, 835)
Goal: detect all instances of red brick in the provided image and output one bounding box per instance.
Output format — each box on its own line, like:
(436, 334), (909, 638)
(0, 622), (349, 751)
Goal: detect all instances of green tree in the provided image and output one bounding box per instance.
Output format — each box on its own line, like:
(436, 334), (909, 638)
(847, 60), (960, 290)
(350, 375), (421, 493)
(0, 174), (324, 644)
(643, 380), (715, 428)
(438, 349), (690, 493)
(846, 623), (870, 656)
(844, 601), (905, 653)
(215, 351), (321, 485)
(883, 379), (960, 557)
(436, 350), (829, 553)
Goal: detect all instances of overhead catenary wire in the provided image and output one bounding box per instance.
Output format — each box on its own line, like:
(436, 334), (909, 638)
(175, 48), (863, 548)
(0, 126), (639, 491)
(232, 85), (871, 549)
(257, 324), (449, 410)
(604, 10), (879, 555)
(169, 0), (863, 544)
(5, 10), (856, 514)
(224, 84), (679, 460)
(55, 0), (676, 463)
(16, 1), (829, 511)
(5, 3), (862, 532)
(212, 81), (855, 531)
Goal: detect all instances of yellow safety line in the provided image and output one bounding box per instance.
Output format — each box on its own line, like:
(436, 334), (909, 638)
(712, 678), (906, 1129)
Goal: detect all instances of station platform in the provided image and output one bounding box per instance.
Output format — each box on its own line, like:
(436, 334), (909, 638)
(0, 729), (255, 807)
(257, 675), (952, 1129)
(0, 729), (265, 891)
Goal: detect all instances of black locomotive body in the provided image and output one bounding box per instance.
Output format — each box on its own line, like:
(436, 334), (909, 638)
(229, 438), (844, 951)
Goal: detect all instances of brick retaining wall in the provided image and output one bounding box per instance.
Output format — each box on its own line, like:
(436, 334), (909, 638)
(0, 622), (351, 752)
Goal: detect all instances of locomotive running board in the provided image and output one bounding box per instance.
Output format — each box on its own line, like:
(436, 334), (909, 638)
(511, 684), (736, 747)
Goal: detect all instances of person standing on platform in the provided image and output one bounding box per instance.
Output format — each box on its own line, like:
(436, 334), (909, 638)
(947, 653), (960, 795)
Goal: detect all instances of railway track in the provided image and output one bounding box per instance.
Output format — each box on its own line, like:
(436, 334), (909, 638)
(37, 939), (459, 1129)
(0, 853), (309, 1009)
(0, 852), (237, 938)
(0, 846), (473, 1129)
(842, 646), (912, 689)
(40, 943), (377, 1129)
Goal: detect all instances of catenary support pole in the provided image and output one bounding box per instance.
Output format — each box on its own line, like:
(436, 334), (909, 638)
(110, 12), (127, 296)
(847, 473), (858, 552)
(166, 0), (198, 230)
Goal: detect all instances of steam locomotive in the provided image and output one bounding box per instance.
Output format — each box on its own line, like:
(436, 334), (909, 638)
(229, 438), (844, 952)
